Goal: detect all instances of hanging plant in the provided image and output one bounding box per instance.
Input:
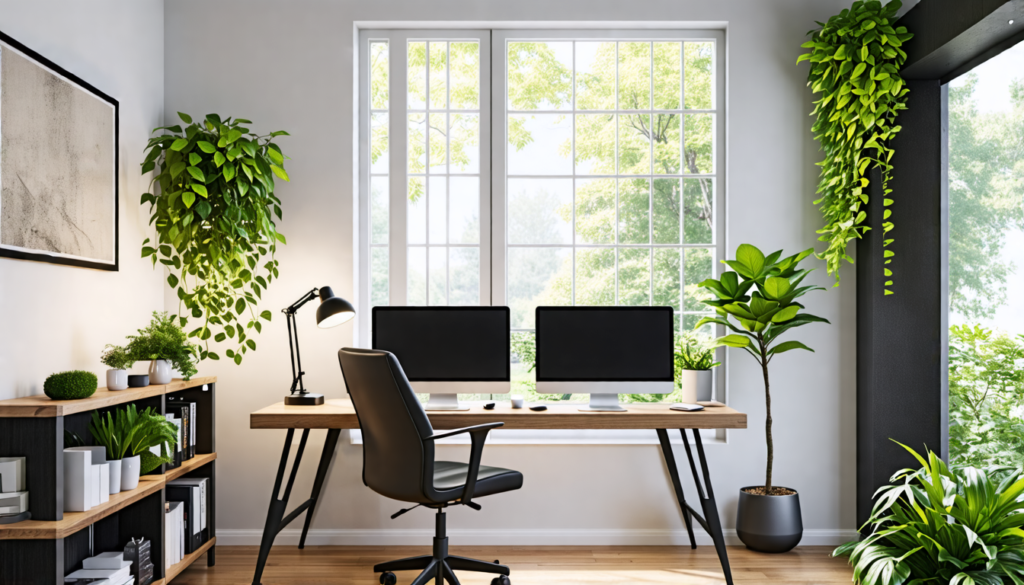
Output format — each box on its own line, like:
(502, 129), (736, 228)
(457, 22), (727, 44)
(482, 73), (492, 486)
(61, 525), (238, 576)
(141, 113), (290, 364)
(798, 0), (913, 294)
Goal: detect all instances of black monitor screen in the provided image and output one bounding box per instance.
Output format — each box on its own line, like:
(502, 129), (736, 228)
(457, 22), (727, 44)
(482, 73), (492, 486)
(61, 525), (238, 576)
(535, 307), (674, 382)
(372, 307), (510, 381)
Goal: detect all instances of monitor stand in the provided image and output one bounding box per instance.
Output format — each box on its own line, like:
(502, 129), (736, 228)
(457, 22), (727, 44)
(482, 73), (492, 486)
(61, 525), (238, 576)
(579, 393), (627, 412)
(424, 394), (470, 411)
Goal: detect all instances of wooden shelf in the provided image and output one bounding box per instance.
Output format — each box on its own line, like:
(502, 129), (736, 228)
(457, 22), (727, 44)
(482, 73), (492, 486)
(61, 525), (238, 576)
(0, 376), (216, 418)
(0, 452), (217, 540)
(153, 536), (216, 585)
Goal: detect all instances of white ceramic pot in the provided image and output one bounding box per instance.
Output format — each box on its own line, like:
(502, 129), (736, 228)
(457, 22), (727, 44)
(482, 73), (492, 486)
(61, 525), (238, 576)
(149, 359), (173, 385)
(106, 369), (128, 391)
(108, 459), (122, 494)
(121, 455), (141, 491)
(680, 369), (714, 403)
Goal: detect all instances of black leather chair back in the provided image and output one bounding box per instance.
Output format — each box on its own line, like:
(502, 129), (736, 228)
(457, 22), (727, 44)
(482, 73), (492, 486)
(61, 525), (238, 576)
(337, 347), (436, 503)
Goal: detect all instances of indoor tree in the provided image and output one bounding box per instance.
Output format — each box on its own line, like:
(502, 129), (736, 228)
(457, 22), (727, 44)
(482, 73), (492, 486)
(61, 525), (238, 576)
(696, 244), (829, 493)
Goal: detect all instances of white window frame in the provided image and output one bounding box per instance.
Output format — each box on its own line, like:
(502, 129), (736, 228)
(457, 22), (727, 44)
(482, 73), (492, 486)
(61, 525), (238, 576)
(357, 27), (727, 445)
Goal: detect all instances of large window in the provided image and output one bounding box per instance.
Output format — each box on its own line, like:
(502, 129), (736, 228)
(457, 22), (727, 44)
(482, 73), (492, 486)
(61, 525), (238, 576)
(359, 30), (725, 404)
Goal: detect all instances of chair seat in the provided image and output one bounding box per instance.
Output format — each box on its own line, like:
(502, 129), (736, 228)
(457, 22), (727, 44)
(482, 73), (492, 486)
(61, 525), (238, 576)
(431, 461), (523, 501)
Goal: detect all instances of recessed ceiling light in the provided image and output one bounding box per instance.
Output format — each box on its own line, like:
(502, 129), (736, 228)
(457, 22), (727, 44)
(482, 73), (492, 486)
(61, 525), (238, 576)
(1011, 19), (1016, 25)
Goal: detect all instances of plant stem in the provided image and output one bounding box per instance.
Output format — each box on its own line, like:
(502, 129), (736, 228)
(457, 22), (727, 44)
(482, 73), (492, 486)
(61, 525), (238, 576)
(758, 333), (773, 493)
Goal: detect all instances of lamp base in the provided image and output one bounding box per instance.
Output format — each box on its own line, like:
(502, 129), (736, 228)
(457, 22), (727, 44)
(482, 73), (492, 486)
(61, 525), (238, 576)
(285, 392), (325, 406)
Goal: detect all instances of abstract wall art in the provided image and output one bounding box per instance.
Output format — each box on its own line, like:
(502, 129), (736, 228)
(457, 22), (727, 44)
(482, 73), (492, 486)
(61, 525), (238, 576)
(0, 31), (119, 271)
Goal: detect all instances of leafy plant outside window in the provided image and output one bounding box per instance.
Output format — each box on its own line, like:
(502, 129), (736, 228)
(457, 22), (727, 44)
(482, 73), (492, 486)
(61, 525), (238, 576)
(141, 113), (290, 365)
(798, 0), (913, 294)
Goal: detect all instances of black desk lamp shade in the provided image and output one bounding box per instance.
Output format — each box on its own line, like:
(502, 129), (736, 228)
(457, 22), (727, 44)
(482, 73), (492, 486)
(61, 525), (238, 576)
(284, 286), (355, 405)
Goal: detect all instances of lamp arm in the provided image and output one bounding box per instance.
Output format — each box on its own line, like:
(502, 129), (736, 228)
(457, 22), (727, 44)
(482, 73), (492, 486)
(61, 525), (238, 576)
(283, 288), (319, 395)
(284, 288), (320, 315)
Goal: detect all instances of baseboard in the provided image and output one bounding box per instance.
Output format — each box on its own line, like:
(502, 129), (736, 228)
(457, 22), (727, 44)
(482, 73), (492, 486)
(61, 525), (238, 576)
(215, 528), (859, 547)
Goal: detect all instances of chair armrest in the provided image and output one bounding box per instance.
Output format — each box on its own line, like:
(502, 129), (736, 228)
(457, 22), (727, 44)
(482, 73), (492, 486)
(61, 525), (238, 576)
(425, 422), (504, 506)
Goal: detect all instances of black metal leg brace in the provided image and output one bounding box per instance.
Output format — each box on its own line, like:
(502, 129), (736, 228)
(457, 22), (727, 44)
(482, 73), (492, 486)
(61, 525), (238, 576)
(656, 428), (734, 585)
(252, 428), (341, 585)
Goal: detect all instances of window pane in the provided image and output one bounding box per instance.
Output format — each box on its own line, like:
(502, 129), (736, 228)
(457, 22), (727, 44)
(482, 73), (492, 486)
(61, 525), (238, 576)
(408, 113), (426, 173)
(370, 41), (389, 110)
(684, 113), (714, 174)
(428, 176), (446, 244)
(683, 178), (714, 244)
(684, 42), (714, 110)
(618, 114), (651, 175)
(508, 114), (572, 176)
(408, 246), (427, 305)
(618, 178), (650, 244)
(684, 247), (713, 311)
(684, 313), (715, 342)
(370, 113), (389, 174)
(653, 248), (682, 318)
(371, 247), (389, 307)
(450, 113), (479, 174)
(618, 42), (651, 110)
(652, 114), (681, 174)
(370, 176), (389, 245)
(508, 247), (572, 328)
(508, 178), (572, 245)
(507, 42), (572, 111)
(407, 177), (426, 244)
(429, 41), (447, 110)
(450, 42), (479, 110)
(449, 177), (480, 244)
(575, 113), (615, 175)
(429, 247), (447, 305)
(449, 247), (479, 305)
(619, 248), (651, 306)
(408, 42), (426, 110)
(575, 178), (615, 244)
(652, 178), (680, 245)
(429, 113), (447, 173)
(653, 42), (681, 110)
(575, 42), (616, 111)
(575, 248), (615, 305)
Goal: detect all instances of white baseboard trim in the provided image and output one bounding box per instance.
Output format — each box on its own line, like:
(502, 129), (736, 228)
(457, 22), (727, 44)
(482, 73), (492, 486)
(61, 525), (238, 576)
(215, 528), (859, 547)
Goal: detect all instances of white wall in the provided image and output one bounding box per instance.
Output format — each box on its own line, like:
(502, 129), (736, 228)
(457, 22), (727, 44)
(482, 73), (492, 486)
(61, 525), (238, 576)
(162, 0), (858, 546)
(0, 1), (165, 399)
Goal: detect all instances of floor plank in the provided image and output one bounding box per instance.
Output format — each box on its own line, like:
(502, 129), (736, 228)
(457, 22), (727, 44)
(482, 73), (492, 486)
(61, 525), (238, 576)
(175, 545), (853, 584)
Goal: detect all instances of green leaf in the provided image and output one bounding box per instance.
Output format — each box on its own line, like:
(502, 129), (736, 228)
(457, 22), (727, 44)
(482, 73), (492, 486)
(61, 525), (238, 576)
(270, 164), (290, 182)
(267, 148), (285, 165)
(735, 244), (766, 278)
(195, 200), (212, 220)
(764, 276), (792, 299)
(167, 274), (179, 288)
(235, 297), (246, 314)
(178, 112), (193, 124)
(186, 166), (206, 183)
(197, 141), (217, 153)
(260, 310), (273, 321)
(141, 246), (156, 257)
(189, 152), (202, 166)
(227, 129), (243, 144)
(771, 305), (800, 323)
(769, 340), (813, 355)
(192, 184), (209, 198)
(214, 152), (226, 167)
(224, 162), (236, 182)
(170, 138), (189, 151)
(246, 339), (256, 351)
(182, 191), (196, 208)
(716, 334), (751, 348)
(170, 162), (187, 179)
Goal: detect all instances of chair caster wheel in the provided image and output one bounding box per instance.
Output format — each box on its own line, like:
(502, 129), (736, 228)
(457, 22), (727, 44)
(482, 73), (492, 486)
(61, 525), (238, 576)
(490, 577), (511, 585)
(380, 571), (397, 585)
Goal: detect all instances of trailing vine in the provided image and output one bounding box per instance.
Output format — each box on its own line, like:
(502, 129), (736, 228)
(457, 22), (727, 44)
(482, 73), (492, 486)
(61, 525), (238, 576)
(141, 113), (290, 365)
(798, 0), (913, 294)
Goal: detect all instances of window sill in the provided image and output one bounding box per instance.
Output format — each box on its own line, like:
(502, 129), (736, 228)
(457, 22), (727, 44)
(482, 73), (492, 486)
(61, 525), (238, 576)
(348, 428), (726, 446)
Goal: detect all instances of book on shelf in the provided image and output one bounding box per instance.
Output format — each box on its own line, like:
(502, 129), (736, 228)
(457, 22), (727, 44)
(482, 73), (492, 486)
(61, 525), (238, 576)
(64, 565), (130, 584)
(166, 396), (198, 460)
(166, 484), (202, 553)
(166, 404), (191, 462)
(165, 501), (184, 568)
(169, 477), (209, 543)
(83, 551), (131, 570)
(164, 414), (182, 469)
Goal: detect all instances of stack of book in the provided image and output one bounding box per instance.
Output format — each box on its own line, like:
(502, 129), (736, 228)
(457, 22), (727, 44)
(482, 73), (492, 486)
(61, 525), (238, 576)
(167, 477), (210, 554)
(65, 551), (135, 584)
(162, 397), (197, 470)
(164, 501), (184, 568)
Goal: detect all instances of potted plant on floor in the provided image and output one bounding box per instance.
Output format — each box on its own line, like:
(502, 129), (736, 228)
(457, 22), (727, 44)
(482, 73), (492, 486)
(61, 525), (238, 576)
(696, 244), (829, 553)
(100, 345), (134, 391)
(126, 311), (200, 383)
(675, 333), (720, 403)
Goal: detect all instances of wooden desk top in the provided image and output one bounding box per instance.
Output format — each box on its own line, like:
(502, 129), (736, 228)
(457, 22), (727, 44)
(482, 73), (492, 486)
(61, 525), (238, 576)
(0, 377), (216, 418)
(251, 399), (746, 430)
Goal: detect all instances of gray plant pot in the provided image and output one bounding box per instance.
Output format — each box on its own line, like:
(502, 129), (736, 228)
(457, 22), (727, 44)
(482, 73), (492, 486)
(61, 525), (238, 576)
(736, 486), (803, 553)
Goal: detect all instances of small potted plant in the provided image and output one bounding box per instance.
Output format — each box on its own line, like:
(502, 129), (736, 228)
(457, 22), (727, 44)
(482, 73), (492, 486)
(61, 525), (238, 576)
(43, 371), (97, 400)
(126, 312), (200, 384)
(696, 244), (829, 553)
(93, 404), (178, 491)
(90, 409), (131, 494)
(675, 333), (720, 403)
(100, 345), (134, 391)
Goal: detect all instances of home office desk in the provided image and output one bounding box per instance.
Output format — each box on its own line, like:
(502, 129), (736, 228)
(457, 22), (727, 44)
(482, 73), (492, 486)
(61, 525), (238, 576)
(249, 399), (747, 585)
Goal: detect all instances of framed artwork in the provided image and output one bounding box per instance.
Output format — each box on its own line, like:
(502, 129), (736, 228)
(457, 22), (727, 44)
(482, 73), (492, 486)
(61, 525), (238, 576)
(0, 30), (119, 271)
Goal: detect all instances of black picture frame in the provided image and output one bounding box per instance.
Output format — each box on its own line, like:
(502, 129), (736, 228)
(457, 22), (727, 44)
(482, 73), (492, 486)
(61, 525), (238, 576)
(0, 29), (119, 272)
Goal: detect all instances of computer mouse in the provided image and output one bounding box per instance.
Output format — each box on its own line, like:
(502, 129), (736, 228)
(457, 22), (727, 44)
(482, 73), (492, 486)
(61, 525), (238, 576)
(670, 403), (705, 412)
(483, 402), (496, 410)
(529, 405), (548, 411)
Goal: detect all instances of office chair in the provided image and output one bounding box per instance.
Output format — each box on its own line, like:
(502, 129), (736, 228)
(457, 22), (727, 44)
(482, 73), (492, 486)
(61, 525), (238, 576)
(338, 348), (524, 585)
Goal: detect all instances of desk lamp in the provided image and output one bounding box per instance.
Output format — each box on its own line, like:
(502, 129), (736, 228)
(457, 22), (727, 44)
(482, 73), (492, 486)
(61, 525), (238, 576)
(283, 286), (355, 405)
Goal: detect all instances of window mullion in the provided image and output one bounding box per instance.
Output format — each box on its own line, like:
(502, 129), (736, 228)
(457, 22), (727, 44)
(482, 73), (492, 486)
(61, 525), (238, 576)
(389, 32), (408, 307)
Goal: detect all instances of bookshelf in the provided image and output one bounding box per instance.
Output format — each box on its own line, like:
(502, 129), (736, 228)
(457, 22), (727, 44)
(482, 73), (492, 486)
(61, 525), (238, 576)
(0, 377), (217, 584)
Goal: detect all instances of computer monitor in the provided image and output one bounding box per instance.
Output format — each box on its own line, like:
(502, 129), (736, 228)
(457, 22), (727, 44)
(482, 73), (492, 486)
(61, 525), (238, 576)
(371, 307), (511, 410)
(535, 306), (675, 411)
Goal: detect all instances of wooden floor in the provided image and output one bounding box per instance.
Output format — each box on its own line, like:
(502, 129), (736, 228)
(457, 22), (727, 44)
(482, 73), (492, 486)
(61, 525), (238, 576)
(176, 545), (853, 584)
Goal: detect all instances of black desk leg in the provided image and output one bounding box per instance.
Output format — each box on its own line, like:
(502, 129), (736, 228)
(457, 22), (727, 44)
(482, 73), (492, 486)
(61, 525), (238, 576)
(299, 428), (342, 548)
(656, 429), (697, 549)
(680, 429), (734, 585)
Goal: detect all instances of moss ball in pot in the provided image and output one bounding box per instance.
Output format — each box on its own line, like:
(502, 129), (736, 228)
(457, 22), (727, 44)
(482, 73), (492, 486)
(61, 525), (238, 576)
(43, 370), (98, 400)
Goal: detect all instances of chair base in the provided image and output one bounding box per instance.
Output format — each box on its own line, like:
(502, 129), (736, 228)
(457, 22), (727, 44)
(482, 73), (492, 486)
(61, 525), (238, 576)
(374, 509), (509, 585)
